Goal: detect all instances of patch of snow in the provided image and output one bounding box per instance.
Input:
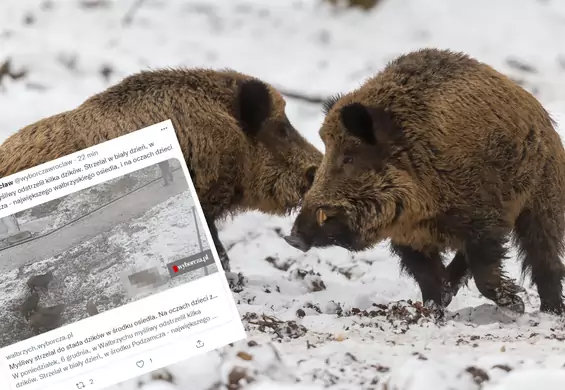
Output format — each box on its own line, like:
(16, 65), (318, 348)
(138, 382), (178, 390)
(488, 369), (565, 390)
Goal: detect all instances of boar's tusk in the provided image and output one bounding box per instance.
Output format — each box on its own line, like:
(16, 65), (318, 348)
(316, 208), (328, 226)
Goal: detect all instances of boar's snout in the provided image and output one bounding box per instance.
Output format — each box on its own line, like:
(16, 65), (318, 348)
(284, 207), (316, 252)
(285, 204), (362, 252)
(283, 235), (312, 252)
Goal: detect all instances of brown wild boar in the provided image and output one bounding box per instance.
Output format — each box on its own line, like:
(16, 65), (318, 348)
(0, 68), (322, 286)
(284, 48), (565, 317)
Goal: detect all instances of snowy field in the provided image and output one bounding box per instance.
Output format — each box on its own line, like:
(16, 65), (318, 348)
(2, 0), (565, 389)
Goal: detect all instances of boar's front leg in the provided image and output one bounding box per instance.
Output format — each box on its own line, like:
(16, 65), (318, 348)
(465, 236), (525, 316)
(444, 251), (521, 308)
(445, 250), (527, 301)
(443, 251), (472, 305)
(390, 243), (448, 318)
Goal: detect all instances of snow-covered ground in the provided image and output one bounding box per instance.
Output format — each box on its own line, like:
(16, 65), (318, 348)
(2, 0), (565, 389)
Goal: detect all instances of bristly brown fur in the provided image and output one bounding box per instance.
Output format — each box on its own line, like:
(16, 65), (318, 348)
(0, 67), (322, 274)
(322, 93), (343, 115)
(288, 48), (565, 315)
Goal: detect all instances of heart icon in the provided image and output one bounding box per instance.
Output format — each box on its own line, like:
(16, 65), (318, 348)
(136, 360), (144, 368)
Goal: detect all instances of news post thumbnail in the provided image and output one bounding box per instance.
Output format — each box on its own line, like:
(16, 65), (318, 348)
(0, 157), (218, 349)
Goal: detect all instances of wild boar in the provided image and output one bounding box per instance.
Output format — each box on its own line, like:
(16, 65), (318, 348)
(284, 48), (565, 316)
(0, 68), (322, 287)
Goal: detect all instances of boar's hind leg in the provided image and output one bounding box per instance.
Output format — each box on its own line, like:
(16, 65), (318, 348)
(390, 244), (448, 315)
(205, 215), (231, 273)
(204, 215), (247, 293)
(513, 200), (565, 315)
(465, 233), (525, 316)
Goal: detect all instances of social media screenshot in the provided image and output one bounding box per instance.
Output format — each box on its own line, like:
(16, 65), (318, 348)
(0, 120), (246, 390)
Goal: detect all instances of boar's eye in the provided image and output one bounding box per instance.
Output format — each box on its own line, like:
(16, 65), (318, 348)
(342, 156), (353, 165)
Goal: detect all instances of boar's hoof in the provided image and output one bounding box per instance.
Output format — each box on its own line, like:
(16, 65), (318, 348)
(493, 278), (526, 318)
(540, 302), (565, 316)
(442, 289), (454, 308)
(284, 235), (311, 252)
(496, 293), (526, 319)
(441, 279), (461, 308)
(424, 300), (446, 321)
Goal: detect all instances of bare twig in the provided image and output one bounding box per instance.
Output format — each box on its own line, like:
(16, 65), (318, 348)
(277, 87), (329, 104)
(325, 0), (382, 11)
(0, 59), (27, 87)
(122, 0), (147, 27)
(506, 58), (537, 74)
(80, 0), (111, 9)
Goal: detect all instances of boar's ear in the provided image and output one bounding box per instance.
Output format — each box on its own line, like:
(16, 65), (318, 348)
(234, 79), (273, 136)
(340, 103), (398, 146)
